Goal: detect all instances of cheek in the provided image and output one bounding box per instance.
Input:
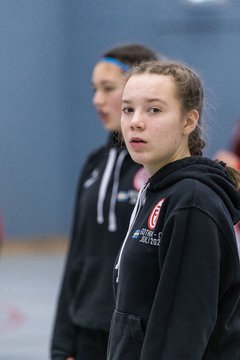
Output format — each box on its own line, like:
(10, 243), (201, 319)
(152, 121), (181, 144)
(120, 118), (128, 137)
(109, 93), (122, 112)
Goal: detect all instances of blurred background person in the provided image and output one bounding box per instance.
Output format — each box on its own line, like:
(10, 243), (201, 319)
(50, 43), (160, 360)
(214, 116), (240, 255)
(214, 117), (240, 168)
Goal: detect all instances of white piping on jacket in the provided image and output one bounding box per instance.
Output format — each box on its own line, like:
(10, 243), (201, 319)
(115, 183), (149, 282)
(108, 150), (127, 232)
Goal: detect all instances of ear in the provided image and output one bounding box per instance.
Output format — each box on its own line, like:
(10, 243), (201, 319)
(183, 109), (199, 135)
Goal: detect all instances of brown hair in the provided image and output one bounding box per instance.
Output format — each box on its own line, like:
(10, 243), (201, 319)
(217, 162), (240, 191)
(102, 44), (159, 67)
(125, 61), (205, 156)
(125, 61), (240, 189)
(227, 167), (240, 190)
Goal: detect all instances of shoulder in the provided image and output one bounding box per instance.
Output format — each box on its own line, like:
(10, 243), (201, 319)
(86, 144), (109, 163)
(76, 145), (108, 184)
(163, 179), (236, 247)
(164, 178), (239, 264)
(175, 177), (216, 197)
(166, 178), (225, 215)
(79, 144), (112, 173)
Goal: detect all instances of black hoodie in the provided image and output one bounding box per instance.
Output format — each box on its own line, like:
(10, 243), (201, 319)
(107, 156), (240, 360)
(51, 138), (148, 359)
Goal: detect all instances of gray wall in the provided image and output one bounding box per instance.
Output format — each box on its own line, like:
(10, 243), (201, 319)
(1, 0), (240, 238)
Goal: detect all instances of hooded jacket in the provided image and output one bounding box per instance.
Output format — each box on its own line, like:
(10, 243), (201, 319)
(51, 138), (147, 359)
(107, 156), (240, 360)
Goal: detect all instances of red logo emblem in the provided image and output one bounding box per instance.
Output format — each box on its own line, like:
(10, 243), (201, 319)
(148, 198), (165, 230)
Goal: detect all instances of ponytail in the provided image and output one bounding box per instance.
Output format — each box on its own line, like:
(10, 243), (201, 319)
(225, 165), (240, 190)
(188, 124), (205, 156)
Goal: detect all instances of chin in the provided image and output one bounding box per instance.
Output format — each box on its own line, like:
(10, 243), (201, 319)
(130, 154), (144, 166)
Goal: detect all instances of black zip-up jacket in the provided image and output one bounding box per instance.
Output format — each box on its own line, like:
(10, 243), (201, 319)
(108, 157), (240, 360)
(51, 139), (147, 359)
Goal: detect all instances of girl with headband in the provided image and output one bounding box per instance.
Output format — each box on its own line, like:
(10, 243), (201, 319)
(50, 44), (159, 360)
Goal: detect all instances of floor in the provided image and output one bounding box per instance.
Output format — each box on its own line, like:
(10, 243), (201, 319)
(0, 237), (68, 360)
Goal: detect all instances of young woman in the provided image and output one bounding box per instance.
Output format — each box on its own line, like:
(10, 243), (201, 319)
(107, 61), (240, 359)
(50, 44), (159, 360)
(214, 119), (240, 254)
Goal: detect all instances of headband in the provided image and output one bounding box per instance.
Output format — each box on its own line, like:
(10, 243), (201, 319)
(98, 57), (130, 72)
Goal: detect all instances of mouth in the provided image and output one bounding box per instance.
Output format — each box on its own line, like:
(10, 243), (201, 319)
(130, 137), (146, 144)
(98, 111), (108, 122)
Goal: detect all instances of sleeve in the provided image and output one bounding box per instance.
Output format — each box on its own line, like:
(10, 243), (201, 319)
(50, 155), (95, 359)
(140, 206), (221, 360)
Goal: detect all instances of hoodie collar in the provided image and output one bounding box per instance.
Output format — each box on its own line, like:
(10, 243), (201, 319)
(148, 156), (240, 224)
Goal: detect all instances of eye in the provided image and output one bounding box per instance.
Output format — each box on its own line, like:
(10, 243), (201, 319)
(103, 86), (116, 92)
(122, 107), (134, 114)
(149, 107), (161, 114)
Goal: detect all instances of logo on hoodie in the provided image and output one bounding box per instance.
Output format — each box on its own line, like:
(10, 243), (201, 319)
(132, 227), (162, 246)
(148, 198), (165, 230)
(83, 169), (99, 188)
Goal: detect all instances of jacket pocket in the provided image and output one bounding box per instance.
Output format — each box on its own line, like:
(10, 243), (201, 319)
(107, 309), (144, 360)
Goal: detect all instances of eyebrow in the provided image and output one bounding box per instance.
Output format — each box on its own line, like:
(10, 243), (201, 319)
(92, 80), (115, 86)
(122, 98), (167, 105)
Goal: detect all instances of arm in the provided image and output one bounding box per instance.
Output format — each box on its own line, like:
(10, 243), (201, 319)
(50, 157), (94, 359)
(141, 207), (222, 360)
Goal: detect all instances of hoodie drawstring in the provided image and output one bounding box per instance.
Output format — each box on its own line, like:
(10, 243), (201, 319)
(108, 150), (127, 232)
(97, 148), (117, 225)
(115, 183), (149, 282)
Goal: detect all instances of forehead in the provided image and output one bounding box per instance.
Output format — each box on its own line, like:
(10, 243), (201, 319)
(92, 62), (124, 83)
(123, 73), (177, 100)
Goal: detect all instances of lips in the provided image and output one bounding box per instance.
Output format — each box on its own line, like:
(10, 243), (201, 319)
(98, 110), (109, 123)
(130, 137), (146, 143)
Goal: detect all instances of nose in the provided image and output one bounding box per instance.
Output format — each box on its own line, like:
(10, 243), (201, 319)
(129, 111), (145, 130)
(93, 90), (105, 107)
